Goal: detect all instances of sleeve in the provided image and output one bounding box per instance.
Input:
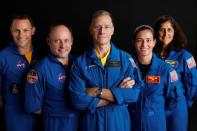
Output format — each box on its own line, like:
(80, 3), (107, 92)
(0, 56), (3, 103)
(110, 56), (144, 105)
(69, 61), (100, 113)
(183, 55), (197, 107)
(24, 69), (44, 113)
(0, 73), (2, 102)
(165, 69), (180, 115)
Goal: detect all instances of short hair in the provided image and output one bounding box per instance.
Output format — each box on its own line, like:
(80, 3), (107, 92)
(153, 15), (187, 50)
(133, 25), (155, 40)
(90, 10), (114, 26)
(47, 22), (73, 37)
(10, 14), (34, 27)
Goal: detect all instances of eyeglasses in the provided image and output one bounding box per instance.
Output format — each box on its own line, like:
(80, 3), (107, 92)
(92, 25), (113, 31)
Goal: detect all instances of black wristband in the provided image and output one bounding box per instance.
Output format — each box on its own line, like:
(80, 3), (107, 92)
(96, 88), (102, 97)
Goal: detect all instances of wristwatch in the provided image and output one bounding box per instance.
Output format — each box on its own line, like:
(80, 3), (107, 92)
(96, 88), (103, 97)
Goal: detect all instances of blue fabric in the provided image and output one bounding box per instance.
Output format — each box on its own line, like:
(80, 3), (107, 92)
(25, 53), (78, 131)
(130, 54), (180, 131)
(69, 44), (143, 131)
(156, 49), (197, 131)
(0, 43), (37, 131)
(0, 74), (2, 101)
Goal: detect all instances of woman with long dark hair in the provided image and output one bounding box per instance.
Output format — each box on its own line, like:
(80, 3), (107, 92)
(153, 15), (197, 131)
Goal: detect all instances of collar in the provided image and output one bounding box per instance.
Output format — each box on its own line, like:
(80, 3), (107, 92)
(48, 53), (74, 66)
(86, 43), (120, 67)
(136, 53), (159, 71)
(86, 43), (120, 61)
(156, 50), (177, 60)
(8, 42), (21, 55)
(148, 53), (160, 71)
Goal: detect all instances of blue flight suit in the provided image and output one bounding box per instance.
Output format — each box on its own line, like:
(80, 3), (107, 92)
(130, 54), (180, 131)
(25, 53), (78, 131)
(156, 49), (197, 131)
(69, 44), (143, 131)
(0, 43), (38, 131)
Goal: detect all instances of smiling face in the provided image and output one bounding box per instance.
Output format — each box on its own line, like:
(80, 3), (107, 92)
(10, 18), (35, 49)
(158, 21), (175, 46)
(135, 29), (156, 59)
(47, 25), (73, 59)
(90, 14), (114, 47)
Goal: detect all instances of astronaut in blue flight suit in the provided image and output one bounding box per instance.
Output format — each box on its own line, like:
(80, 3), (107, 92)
(25, 23), (78, 131)
(69, 10), (143, 131)
(129, 25), (180, 131)
(153, 15), (197, 131)
(0, 14), (38, 131)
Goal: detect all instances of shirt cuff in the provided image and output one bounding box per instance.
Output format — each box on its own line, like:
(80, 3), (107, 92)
(110, 88), (123, 105)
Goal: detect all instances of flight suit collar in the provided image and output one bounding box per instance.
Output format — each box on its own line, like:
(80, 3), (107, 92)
(135, 54), (158, 72)
(86, 43), (120, 67)
(48, 53), (73, 67)
(9, 42), (22, 55)
(148, 53), (159, 71)
(156, 50), (177, 60)
(107, 43), (120, 61)
(9, 42), (38, 65)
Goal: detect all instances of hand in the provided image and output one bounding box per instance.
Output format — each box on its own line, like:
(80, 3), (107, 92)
(96, 99), (110, 107)
(34, 109), (42, 115)
(86, 87), (98, 97)
(119, 77), (135, 88)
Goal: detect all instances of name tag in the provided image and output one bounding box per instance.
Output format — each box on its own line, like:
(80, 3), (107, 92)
(106, 61), (121, 67)
(146, 76), (160, 83)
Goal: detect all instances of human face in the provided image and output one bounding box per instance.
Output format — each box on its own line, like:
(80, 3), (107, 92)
(47, 25), (73, 59)
(135, 29), (156, 58)
(10, 19), (35, 49)
(158, 21), (174, 46)
(90, 15), (114, 46)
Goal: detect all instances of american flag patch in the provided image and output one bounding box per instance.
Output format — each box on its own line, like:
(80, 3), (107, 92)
(129, 58), (136, 68)
(170, 70), (178, 82)
(186, 57), (196, 69)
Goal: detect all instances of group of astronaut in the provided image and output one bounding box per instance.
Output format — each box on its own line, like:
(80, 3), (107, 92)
(0, 10), (197, 131)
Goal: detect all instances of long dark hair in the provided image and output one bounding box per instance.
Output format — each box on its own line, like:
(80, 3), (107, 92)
(153, 15), (187, 53)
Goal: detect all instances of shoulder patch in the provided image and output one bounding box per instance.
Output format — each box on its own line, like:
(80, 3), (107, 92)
(186, 57), (196, 69)
(27, 70), (38, 84)
(129, 58), (136, 68)
(170, 70), (178, 82)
